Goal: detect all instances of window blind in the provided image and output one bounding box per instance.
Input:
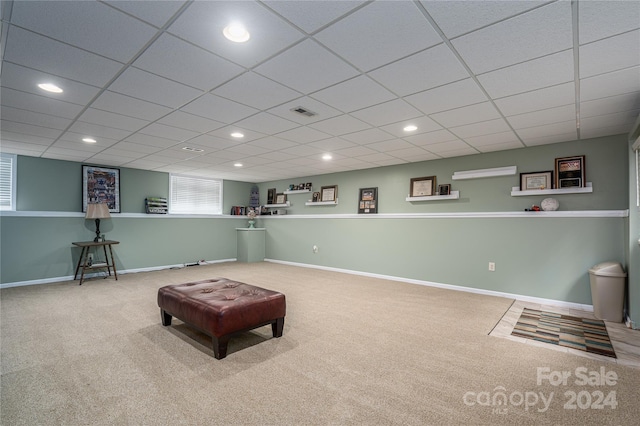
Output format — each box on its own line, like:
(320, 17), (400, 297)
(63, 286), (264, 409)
(0, 153), (16, 211)
(169, 174), (222, 214)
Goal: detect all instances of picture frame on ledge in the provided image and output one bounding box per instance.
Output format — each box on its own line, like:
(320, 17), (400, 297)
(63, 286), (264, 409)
(410, 176), (436, 197)
(358, 187), (378, 214)
(520, 171), (553, 191)
(321, 185), (338, 202)
(267, 188), (276, 204)
(437, 184), (451, 196)
(555, 156), (585, 188)
(82, 165), (120, 213)
(312, 192), (320, 202)
(275, 193), (287, 204)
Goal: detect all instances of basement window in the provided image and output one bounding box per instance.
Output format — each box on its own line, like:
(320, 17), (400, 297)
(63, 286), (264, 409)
(0, 153), (16, 211)
(169, 174), (222, 215)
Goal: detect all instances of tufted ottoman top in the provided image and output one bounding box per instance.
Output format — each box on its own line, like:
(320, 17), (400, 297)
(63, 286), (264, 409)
(157, 278), (286, 337)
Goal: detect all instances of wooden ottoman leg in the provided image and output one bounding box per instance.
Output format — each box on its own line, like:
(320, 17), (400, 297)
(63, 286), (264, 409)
(161, 310), (172, 326)
(212, 335), (230, 360)
(272, 317), (284, 338)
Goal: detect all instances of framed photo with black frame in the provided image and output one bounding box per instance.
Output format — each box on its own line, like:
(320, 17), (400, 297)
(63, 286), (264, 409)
(555, 156), (585, 188)
(82, 165), (120, 213)
(358, 187), (377, 214)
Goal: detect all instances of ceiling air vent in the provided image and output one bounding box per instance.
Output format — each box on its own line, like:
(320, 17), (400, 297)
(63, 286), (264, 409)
(291, 106), (317, 117)
(182, 147), (204, 153)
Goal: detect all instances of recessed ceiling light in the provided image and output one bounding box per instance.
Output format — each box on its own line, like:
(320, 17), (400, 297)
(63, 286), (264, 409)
(234, 163), (243, 167)
(230, 132), (244, 138)
(403, 125), (418, 132)
(223, 23), (250, 43)
(322, 154), (332, 160)
(82, 137), (97, 143)
(38, 83), (63, 93)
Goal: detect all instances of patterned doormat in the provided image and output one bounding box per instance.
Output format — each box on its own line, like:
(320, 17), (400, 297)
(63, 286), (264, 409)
(511, 308), (616, 358)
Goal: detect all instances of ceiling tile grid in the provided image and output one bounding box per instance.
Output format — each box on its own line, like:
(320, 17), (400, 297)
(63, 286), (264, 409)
(1, 0), (638, 182)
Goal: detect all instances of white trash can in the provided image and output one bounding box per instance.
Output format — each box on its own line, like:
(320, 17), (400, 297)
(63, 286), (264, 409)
(588, 262), (627, 322)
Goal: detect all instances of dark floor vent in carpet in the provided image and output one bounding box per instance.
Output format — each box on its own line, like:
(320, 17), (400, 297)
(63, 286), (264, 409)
(511, 308), (616, 358)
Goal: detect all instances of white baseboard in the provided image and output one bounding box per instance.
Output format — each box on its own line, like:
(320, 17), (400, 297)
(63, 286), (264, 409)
(264, 259), (594, 312)
(0, 258), (237, 289)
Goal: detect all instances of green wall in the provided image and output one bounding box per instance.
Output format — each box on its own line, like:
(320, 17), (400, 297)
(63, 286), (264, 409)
(0, 135), (632, 315)
(628, 137), (639, 327)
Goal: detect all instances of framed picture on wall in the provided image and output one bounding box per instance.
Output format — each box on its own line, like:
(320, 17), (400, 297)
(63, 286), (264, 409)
(358, 187), (378, 214)
(437, 184), (451, 195)
(520, 171), (553, 191)
(555, 155), (585, 188)
(82, 165), (120, 213)
(410, 176), (436, 197)
(321, 185), (338, 202)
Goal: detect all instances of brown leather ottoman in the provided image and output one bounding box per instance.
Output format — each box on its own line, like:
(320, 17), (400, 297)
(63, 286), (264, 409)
(157, 278), (285, 359)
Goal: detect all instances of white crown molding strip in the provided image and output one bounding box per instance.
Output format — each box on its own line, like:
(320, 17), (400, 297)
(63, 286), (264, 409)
(0, 210), (628, 219)
(265, 259), (593, 312)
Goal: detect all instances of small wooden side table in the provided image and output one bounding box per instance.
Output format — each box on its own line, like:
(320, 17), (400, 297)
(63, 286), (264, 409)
(72, 240), (120, 285)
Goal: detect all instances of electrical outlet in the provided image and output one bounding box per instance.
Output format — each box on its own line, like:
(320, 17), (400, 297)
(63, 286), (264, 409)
(488, 262), (496, 272)
(313, 245), (318, 253)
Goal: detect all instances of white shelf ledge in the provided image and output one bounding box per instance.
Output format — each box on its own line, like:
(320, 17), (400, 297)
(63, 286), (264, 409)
(452, 166), (516, 180)
(511, 182), (593, 196)
(264, 201), (291, 208)
(284, 189), (311, 195)
(305, 200), (338, 206)
(406, 191), (460, 201)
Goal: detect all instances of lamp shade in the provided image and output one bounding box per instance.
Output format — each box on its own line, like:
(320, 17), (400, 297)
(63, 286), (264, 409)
(85, 203), (111, 219)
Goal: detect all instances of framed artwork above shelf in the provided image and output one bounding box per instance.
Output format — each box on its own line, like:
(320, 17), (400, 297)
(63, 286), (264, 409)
(406, 191), (460, 202)
(511, 182), (593, 197)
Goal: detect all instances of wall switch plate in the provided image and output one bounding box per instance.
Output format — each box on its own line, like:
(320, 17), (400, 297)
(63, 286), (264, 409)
(488, 262), (495, 272)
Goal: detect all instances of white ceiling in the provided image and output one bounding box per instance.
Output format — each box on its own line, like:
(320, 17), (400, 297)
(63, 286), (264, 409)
(1, 0), (639, 183)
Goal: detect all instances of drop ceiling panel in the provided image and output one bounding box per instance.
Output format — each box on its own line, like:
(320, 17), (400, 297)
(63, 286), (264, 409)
(139, 123), (200, 142)
(506, 104), (576, 130)
(369, 44), (469, 97)
(380, 116), (442, 138)
(65, 122), (132, 141)
(580, 93), (640, 119)
(108, 141), (164, 155)
(516, 120), (578, 140)
(341, 128), (395, 145)
(364, 139), (415, 152)
(234, 113), (299, 135)
(452, 1), (572, 74)
(386, 146), (439, 162)
(277, 126), (332, 144)
(263, 0), (366, 34)
(267, 97), (342, 125)
(248, 137), (299, 151)
(213, 73), (301, 111)
(77, 108), (149, 132)
(421, 0), (547, 39)
(156, 111), (225, 133)
(404, 129), (459, 146)
(449, 118), (512, 139)
(579, 1), (640, 44)
(0, 106), (71, 131)
(477, 50), (574, 99)
(181, 94), (259, 124)
(405, 79), (487, 115)
(207, 126), (266, 143)
(580, 67), (640, 102)
(4, 27), (123, 87)
(0, 120), (63, 140)
(0, 131), (54, 146)
(124, 133), (180, 149)
(104, 0), (187, 28)
(425, 139), (473, 154)
(167, 0), (305, 68)
(1, 88), (84, 119)
(579, 30), (640, 79)
(309, 115), (371, 136)
(307, 137), (357, 152)
(311, 76), (397, 113)
(522, 131), (578, 147)
(315, 1), (442, 71)
(351, 99), (422, 127)
(494, 82), (575, 117)
(91, 91), (173, 121)
(10, 0), (158, 63)
(579, 109), (640, 133)
(430, 102), (501, 128)
(0, 63), (101, 106)
(254, 39), (359, 94)
(133, 33), (245, 91)
(109, 67), (203, 108)
(463, 131), (522, 148)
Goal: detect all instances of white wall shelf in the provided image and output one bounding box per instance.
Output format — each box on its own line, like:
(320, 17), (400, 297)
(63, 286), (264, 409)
(452, 166), (516, 180)
(305, 199), (338, 206)
(406, 191), (460, 202)
(264, 201), (291, 208)
(511, 182), (593, 197)
(284, 189), (311, 195)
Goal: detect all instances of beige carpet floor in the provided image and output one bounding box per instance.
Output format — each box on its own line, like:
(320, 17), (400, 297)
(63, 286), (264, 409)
(2, 262), (639, 425)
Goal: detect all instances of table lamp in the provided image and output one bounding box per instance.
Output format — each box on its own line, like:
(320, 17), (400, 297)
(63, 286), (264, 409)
(85, 203), (111, 242)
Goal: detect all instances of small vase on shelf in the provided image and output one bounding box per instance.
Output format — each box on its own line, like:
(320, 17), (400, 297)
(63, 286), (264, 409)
(247, 209), (257, 228)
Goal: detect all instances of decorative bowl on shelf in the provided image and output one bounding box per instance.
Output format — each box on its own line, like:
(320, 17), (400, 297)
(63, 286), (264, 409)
(541, 198), (559, 211)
